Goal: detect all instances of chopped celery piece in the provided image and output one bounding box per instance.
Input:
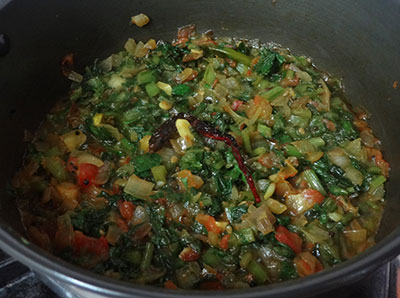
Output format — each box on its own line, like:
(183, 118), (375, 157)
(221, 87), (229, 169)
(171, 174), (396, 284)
(202, 249), (224, 268)
(240, 251), (253, 268)
(247, 260), (268, 284)
(125, 250), (142, 265)
(137, 70), (156, 85)
(145, 82), (160, 97)
(263, 86), (285, 101)
(285, 144), (303, 158)
(43, 157), (69, 182)
(140, 242), (154, 271)
(369, 175), (386, 192)
(202, 64), (216, 85)
(257, 123), (272, 138)
(303, 169), (327, 195)
(237, 228), (255, 244)
(242, 127), (253, 155)
(212, 47), (252, 66)
(151, 165), (167, 185)
(308, 137), (325, 148)
(367, 166), (382, 174)
(236, 63), (249, 75)
(253, 147), (267, 156)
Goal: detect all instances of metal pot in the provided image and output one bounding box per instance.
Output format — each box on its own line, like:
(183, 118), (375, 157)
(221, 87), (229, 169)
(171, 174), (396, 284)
(0, 0), (399, 297)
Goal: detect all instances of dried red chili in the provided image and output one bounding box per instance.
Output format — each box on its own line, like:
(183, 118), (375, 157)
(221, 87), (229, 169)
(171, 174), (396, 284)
(149, 113), (261, 203)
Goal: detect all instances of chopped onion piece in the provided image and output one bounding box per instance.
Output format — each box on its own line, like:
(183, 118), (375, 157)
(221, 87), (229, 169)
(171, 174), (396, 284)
(286, 192), (316, 215)
(71, 150), (104, 167)
(131, 205), (149, 226)
(157, 81), (172, 96)
(106, 225), (123, 245)
(265, 198), (287, 214)
(61, 130), (87, 151)
(56, 182), (80, 210)
(327, 148), (351, 168)
(176, 119), (194, 148)
(124, 174), (154, 199)
(124, 38), (137, 55)
(139, 135), (151, 152)
(344, 229), (367, 243)
(67, 71), (83, 83)
(131, 13), (150, 27)
(344, 166), (364, 186)
(256, 216), (274, 235)
(264, 182), (276, 199)
(93, 161), (111, 185)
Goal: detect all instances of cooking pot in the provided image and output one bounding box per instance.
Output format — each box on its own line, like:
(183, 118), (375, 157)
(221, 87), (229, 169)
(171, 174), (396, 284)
(0, 0), (399, 297)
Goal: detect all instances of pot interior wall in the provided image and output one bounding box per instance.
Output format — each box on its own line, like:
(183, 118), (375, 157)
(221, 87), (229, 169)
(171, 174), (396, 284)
(0, 0), (399, 249)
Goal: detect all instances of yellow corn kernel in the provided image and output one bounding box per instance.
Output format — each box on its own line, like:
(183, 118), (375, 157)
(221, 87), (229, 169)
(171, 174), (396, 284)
(139, 135), (151, 152)
(176, 119), (194, 147)
(93, 113), (103, 126)
(265, 198), (287, 214)
(131, 13), (150, 27)
(264, 182), (276, 199)
(156, 82), (172, 96)
(171, 156), (179, 163)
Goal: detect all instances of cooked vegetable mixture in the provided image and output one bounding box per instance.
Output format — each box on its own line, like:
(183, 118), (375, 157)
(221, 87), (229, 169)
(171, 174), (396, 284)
(12, 25), (390, 289)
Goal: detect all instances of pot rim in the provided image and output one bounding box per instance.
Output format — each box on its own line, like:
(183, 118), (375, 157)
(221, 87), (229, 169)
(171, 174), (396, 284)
(0, 223), (399, 297)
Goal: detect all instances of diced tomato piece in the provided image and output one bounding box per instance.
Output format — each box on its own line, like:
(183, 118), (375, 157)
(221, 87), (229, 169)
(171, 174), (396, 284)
(365, 147), (389, 177)
(294, 252), (323, 277)
(119, 201), (135, 221)
(76, 163), (99, 188)
(302, 189), (324, 204)
(231, 100), (243, 111)
(198, 281), (224, 290)
(353, 119), (368, 131)
(61, 53), (74, 76)
(275, 180), (294, 198)
(177, 24), (195, 39)
(182, 70), (198, 83)
(196, 214), (221, 234)
(164, 280), (178, 289)
(275, 226), (303, 254)
(323, 119), (336, 131)
(220, 234), (230, 250)
(179, 246), (200, 262)
(225, 58), (237, 68)
(277, 162), (298, 180)
(116, 217), (129, 232)
(72, 231), (109, 260)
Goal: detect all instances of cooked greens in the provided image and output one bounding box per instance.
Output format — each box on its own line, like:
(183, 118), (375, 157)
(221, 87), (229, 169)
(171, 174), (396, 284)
(12, 25), (389, 290)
